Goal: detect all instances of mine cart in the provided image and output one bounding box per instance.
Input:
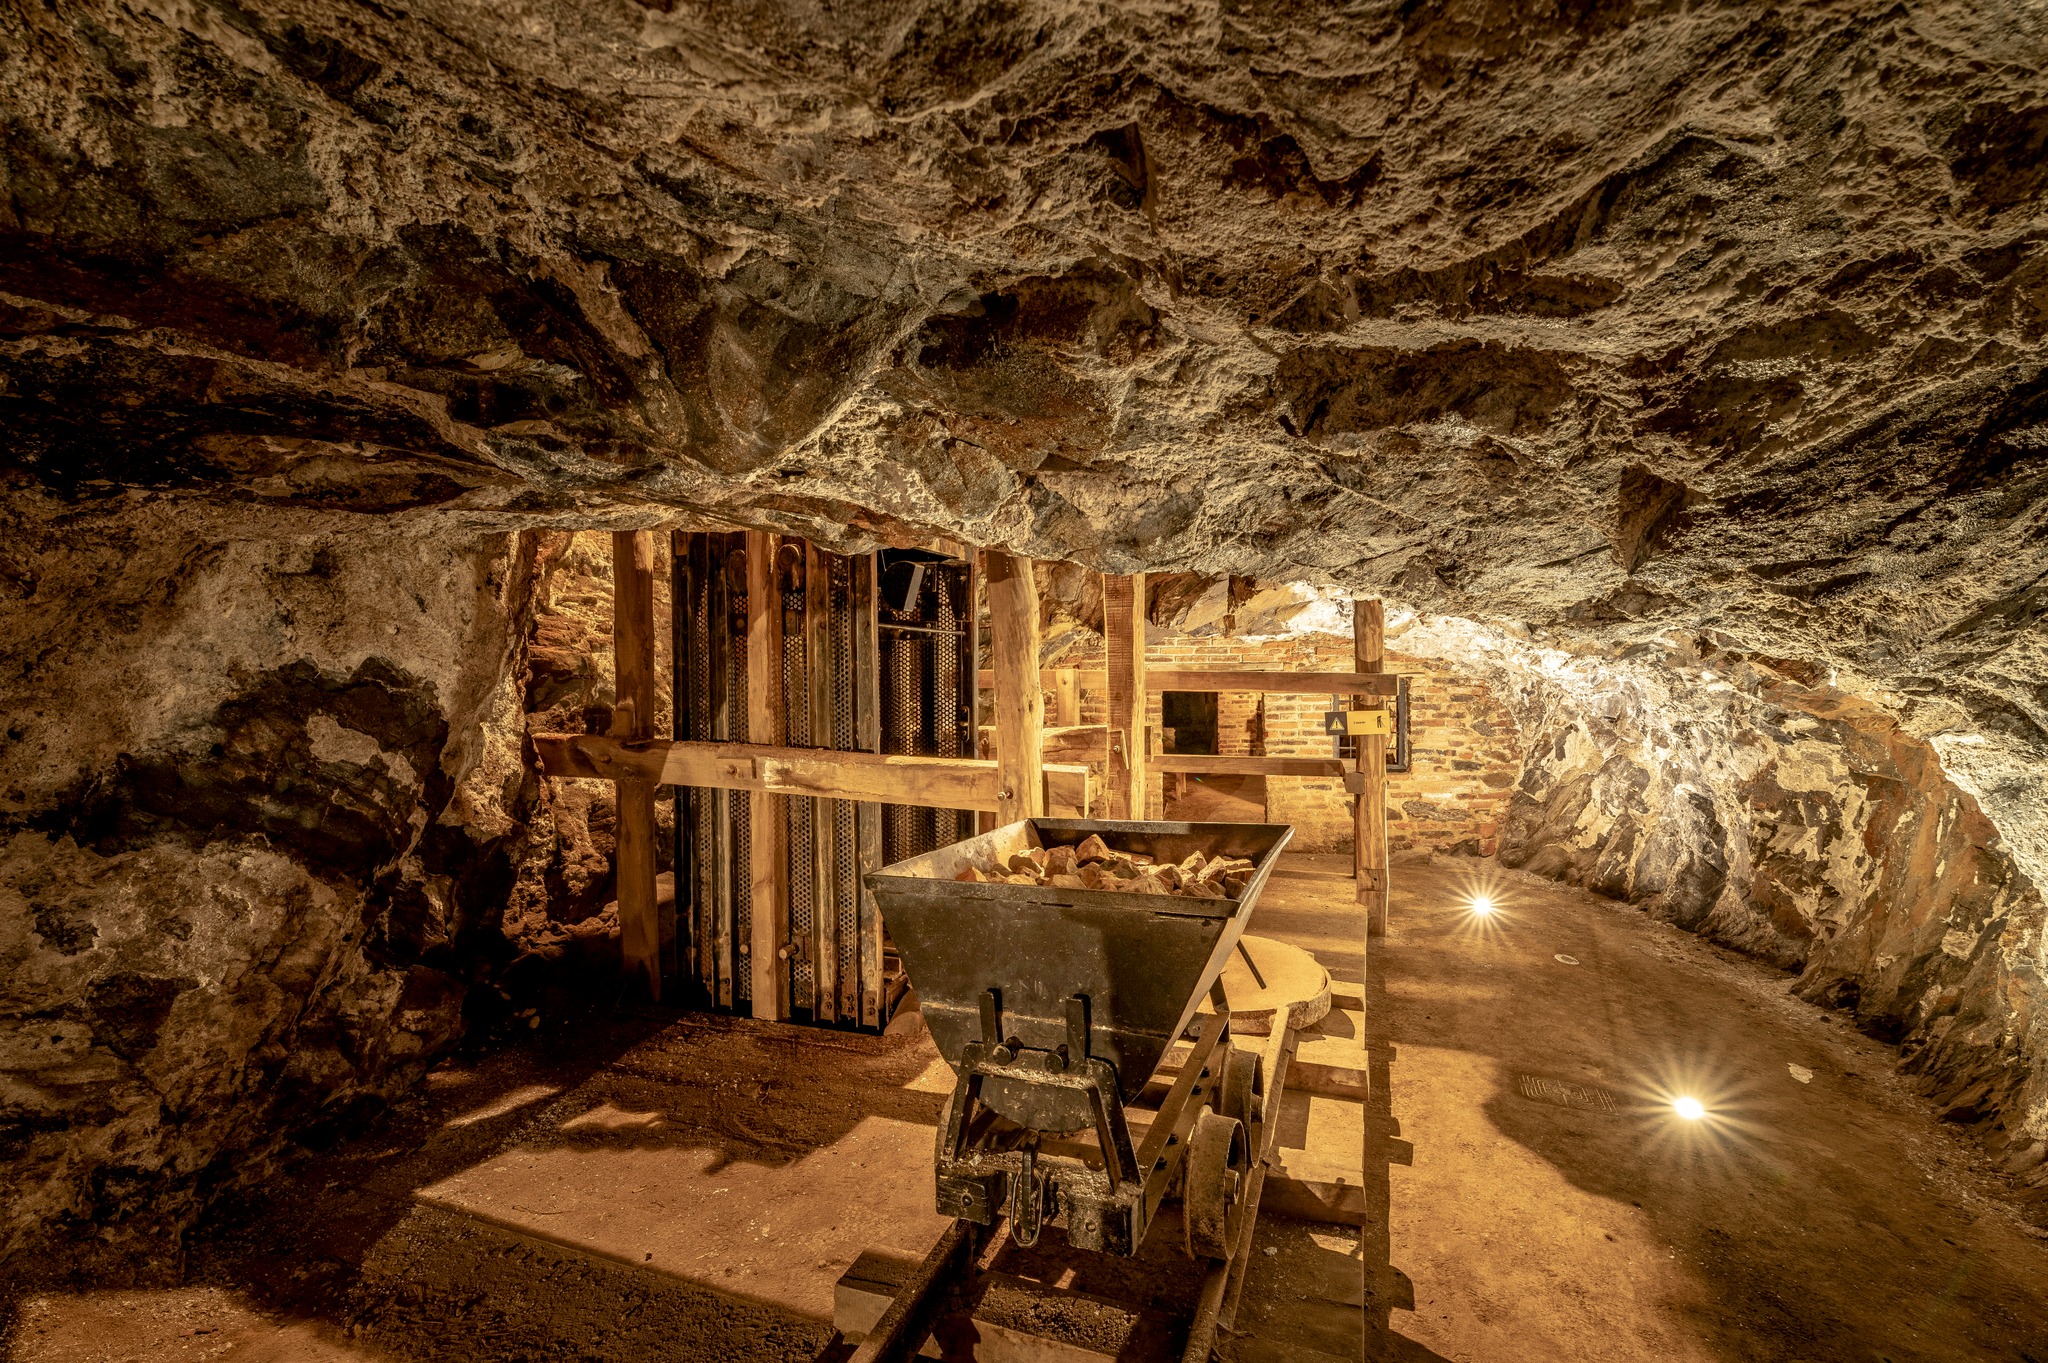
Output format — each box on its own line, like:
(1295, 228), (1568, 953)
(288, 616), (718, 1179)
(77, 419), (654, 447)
(867, 818), (1294, 1260)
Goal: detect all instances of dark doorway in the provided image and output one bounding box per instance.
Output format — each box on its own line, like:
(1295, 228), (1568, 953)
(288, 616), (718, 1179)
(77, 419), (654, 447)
(1161, 690), (1219, 754)
(1162, 773), (1266, 822)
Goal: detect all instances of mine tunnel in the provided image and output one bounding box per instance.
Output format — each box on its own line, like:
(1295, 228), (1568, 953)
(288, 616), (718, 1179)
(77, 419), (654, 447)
(3, 3), (2047, 1361)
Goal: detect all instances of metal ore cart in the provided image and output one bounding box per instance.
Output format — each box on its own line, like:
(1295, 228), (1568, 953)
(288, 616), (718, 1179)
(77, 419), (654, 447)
(866, 817), (1294, 1262)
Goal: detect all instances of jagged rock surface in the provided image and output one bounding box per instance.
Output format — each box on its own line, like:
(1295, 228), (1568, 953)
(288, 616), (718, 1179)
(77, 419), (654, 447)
(0, 491), (538, 1274)
(1392, 612), (2048, 1209)
(2, 1), (2042, 793)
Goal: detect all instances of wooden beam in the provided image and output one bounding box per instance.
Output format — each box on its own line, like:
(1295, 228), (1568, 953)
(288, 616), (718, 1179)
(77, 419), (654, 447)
(1355, 599), (1389, 937)
(976, 667), (1405, 697)
(1044, 763), (1090, 818)
(1260, 1150), (1369, 1226)
(534, 734), (1093, 819)
(1149, 754), (1347, 778)
(975, 723), (1109, 764)
(984, 551), (1044, 826)
(1054, 668), (1081, 726)
(1043, 725), (1108, 764)
(1289, 1055), (1371, 1101)
(745, 530), (788, 1020)
(846, 1220), (980, 1363)
(610, 530), (661, 1002)
(1103, 574), (1145, 820)
(1149, 668), (1401, 696)
(977, 666), (1094, 690)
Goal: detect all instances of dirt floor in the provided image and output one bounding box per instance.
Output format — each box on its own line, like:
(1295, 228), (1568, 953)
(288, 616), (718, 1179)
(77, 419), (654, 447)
(8, 852), (2048, 1362)
(1236, 853), (2048, 1363)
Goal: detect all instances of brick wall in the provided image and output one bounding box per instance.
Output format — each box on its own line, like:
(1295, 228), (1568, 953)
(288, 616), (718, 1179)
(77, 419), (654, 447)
(1046, 629), (1523, 854)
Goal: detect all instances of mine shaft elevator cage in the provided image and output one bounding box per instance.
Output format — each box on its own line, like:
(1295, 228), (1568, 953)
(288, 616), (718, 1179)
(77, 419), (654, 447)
(672, 533), (977, 1028)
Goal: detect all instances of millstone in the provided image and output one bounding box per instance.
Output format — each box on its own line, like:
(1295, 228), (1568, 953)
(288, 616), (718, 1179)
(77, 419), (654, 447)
(1217, 935), (1331, 1036)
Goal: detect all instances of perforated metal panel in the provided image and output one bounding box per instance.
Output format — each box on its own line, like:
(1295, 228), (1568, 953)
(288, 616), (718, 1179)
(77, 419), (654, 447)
(681, 536), (716, 997)
(677, 532), (746, 1010)
(727, 543), (751, 1010)
(669, 535), (963, 1030)
(782, 549), (815, 1012)
(877, 555), (977, 864)
(881, 626), (926, 864)
(829, 556), (860, 1020)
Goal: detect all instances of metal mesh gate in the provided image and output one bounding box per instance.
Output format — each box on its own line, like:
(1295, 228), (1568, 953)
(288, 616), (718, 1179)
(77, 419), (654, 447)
(877, 552), (978, 866)
(675, 532), (748, 1011)
(780, 542), (815, 1012)
(671, 534), (940, 1028)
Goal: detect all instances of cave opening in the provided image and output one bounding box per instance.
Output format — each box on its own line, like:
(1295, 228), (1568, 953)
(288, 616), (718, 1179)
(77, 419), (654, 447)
(5, 4), (2048, 1360)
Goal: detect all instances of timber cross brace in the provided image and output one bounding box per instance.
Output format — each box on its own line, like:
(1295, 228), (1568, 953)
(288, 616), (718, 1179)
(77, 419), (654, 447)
(530, 533), (1405, 1019)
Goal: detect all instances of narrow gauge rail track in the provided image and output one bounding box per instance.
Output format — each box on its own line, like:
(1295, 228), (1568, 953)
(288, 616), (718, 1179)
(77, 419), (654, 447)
(840, 1018), (1301, 1363)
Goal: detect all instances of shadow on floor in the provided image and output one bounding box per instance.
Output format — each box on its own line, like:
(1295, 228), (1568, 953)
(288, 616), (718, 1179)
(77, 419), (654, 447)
(5, 1004), (897, 1363)
(1376, 860), (2048, 1363)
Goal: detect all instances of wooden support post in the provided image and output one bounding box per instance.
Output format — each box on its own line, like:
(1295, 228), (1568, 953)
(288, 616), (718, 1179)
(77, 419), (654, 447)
(611, 530), (661, 1001)
(1354, 598), (1389, 937)
(1054, 668), (1081, 726)
(746, 530), (789, 1020)
(985, 551), (1044, 826)
(1103, 574), (1146, 820)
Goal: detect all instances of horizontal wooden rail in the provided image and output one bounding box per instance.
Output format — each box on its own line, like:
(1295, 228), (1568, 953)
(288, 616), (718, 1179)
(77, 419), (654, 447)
(976, 667), (1094, 690)
(1147, 669), (1401, 696)
(1149, 754), (1348, 778)
(962, 733), (1349, 777)
(977, 667), (1401, 697)
(976, 723), (1109, 764)
(535, 735), (1088, 815)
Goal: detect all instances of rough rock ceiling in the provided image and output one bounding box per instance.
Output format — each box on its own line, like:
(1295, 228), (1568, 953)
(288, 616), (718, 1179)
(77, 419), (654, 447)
(3, 1), (2044, 770)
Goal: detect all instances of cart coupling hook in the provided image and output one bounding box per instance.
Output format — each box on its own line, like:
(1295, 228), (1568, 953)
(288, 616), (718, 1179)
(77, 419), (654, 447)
(1009, 1140), (1049, 1247)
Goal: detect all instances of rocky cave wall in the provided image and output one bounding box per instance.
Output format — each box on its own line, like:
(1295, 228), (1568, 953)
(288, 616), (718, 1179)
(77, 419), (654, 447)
(1390, 612), (2048, 1207)
(0, 490), (544, 1278)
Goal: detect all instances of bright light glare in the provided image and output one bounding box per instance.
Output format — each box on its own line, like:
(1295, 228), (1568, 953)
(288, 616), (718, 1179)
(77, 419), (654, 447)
(1673, 1096), (1706, 1121)
(1451, 874), (1509, 940)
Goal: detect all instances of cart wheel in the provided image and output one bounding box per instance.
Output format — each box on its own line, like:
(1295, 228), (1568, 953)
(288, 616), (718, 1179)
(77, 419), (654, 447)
(1219, 1047), (1263, 1128)
(1183, 1109), (1248, 1260)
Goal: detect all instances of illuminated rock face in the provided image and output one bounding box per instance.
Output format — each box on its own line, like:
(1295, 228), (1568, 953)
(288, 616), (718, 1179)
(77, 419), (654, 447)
(1392, 614), (2048, 1210)
(1, 0), (2046, 1260)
